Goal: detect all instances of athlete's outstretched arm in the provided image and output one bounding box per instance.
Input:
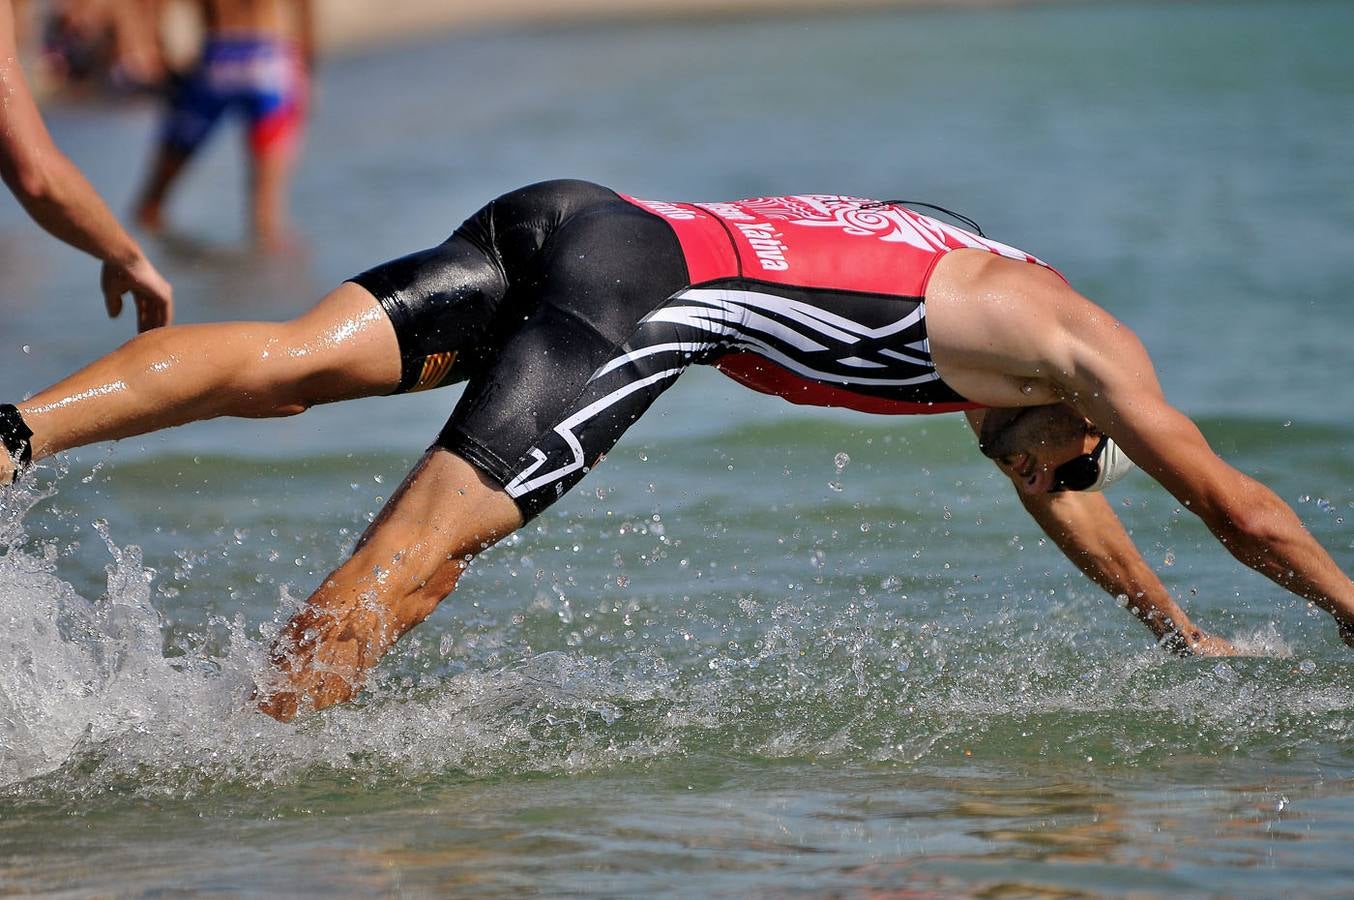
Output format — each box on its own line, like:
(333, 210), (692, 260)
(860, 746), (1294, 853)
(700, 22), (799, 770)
(932, 255), (1354, 648)
(0, 283), (398, 482)
(961, 412), (1237, 655)
(1014, 489), (1239, 655)
(256, 449), (524, 721)
(961, 268), (1354, 647)
(1048, 314), (1354, 647)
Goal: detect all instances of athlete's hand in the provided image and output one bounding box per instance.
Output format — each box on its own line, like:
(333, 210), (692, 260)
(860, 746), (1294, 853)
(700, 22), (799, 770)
(101, 254), (174, 332)
(1181, 632), (1240, 657)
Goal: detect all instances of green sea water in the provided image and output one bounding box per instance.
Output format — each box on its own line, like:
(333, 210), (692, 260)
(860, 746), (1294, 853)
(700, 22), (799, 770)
(2, 1), (1352, 895)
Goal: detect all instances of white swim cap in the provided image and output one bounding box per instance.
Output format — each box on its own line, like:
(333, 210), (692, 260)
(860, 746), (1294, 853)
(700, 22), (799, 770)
(1085, 437), (1135, 492)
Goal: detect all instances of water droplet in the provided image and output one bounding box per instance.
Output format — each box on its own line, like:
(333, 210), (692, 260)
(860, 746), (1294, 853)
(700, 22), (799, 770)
(834, 452), (850, 470)
(1298, 659), (1316, 675)
(828, 480), (844, 492)
(373, 474), (384, 484)
(21, 345), (30, 354)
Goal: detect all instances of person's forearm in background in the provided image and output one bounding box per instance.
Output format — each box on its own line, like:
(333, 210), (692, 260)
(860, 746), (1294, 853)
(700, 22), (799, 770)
(0, 3), (146, 268)
(1, 0), (173, 331)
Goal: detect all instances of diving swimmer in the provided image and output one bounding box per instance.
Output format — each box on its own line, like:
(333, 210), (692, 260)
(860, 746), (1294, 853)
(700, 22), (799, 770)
(2, 179), (1350, 720)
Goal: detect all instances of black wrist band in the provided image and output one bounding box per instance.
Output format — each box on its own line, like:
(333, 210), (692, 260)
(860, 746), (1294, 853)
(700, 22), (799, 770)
(0, 404), (34, 479)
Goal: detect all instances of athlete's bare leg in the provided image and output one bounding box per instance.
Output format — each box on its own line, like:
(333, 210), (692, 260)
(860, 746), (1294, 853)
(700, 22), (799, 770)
(257, 449), (525, 721)
(0, 281), (399, 482)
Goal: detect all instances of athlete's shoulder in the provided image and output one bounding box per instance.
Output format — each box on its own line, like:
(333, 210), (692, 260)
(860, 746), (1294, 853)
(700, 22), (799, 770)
(925, 251), (1107, 405)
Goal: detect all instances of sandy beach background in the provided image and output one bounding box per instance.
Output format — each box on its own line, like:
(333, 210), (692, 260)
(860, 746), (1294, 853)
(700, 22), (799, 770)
(316, 0), (1099, 51)
(15, 0), (1105, 80)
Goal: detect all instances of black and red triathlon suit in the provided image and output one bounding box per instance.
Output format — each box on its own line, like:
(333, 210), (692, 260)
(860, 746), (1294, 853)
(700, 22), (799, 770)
(350, 179), (1053, 520)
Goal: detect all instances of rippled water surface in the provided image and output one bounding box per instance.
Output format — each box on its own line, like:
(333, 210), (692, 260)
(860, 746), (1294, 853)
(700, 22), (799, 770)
(2, 1), (1353, 895)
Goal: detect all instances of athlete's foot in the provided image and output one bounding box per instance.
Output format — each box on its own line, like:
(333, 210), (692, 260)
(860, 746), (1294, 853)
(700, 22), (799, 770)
(254, 667), (358, 722)
(254, 685), (301, 722)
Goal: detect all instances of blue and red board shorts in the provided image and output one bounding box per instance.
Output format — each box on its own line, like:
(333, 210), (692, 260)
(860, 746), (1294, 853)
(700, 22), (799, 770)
(161, 36), (306, 158)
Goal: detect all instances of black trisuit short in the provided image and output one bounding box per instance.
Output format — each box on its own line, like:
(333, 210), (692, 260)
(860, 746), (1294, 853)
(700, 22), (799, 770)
(349, 179), (1049, 521)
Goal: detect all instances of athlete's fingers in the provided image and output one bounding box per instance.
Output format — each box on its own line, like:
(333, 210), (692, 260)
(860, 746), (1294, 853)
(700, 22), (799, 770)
(135, 291), (170, 331)
(103, 285), (124, 320)
(1185, 633), (1240, 657)
(100, 259), (127, 321)
(100, 258), (173, 331)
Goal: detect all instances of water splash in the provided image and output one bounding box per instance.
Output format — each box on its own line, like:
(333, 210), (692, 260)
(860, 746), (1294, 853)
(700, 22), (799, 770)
(0, 481), (261, 787)
(2, 474), (1351, 799)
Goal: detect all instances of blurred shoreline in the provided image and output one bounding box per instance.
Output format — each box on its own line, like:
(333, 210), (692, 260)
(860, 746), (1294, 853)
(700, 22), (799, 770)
(315, 0), (1096, 52)
(20, 0), (1102, 96)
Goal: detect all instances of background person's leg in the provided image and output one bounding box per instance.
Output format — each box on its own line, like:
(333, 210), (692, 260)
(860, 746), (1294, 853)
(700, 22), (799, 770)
(245, 52), (307, 249)
(133, 144), (192, 234)
(133, 63), (225, 233)
(6, 281), (400, 473)
(248, 141), (298, 249)
(256, 448), (524, 721)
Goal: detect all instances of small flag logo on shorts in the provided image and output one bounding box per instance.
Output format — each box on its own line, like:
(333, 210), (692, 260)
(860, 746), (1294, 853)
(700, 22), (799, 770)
(412, 351), (457, 392)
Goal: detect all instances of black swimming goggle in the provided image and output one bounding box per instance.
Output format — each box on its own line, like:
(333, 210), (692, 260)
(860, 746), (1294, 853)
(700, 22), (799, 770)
(1050, 433), (1108, 493)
